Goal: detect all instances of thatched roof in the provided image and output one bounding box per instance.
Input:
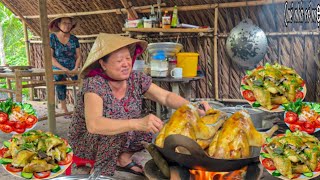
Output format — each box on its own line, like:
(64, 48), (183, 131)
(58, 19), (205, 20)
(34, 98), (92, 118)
(2, 0), (314, 36)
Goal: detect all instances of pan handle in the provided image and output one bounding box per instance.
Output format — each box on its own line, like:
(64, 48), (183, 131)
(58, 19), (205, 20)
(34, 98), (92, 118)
(163, 134), (208, 158)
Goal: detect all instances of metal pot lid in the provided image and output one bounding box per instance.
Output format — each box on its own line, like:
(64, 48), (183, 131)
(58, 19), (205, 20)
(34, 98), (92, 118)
(226, 18), (268, 69)
(147, 42), (183, 56)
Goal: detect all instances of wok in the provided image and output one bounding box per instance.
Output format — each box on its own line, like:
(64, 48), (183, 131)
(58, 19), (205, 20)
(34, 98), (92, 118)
(154, 134), (260, 172)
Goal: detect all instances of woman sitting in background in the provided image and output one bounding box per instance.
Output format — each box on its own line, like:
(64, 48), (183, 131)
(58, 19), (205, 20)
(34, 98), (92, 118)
(49, 15), (81, 116)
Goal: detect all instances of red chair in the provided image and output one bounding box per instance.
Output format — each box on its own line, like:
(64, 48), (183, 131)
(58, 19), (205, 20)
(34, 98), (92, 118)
(65, 155), (95, 175)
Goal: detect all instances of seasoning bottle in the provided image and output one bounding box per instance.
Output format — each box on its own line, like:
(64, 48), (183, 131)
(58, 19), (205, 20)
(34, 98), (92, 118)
(171, 6), (178, 28)
(162, 11), (171, 29)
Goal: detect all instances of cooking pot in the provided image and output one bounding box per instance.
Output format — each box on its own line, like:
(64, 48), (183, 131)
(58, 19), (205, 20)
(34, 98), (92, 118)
(218, 105), (267, 129)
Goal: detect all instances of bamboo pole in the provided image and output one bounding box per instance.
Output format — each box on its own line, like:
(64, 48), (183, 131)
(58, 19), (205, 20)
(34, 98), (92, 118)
(38, 0), (56, 133)
(23, 22), (34, 101)
(1, 0), (40, 36)
(19, 3), (166, 19)
(120, 0), (138, 19)
(139, 0), (300, 13)
(218, 31), (320, 37)
(29, 39), (96, 44)
(214, 8), (219, 100)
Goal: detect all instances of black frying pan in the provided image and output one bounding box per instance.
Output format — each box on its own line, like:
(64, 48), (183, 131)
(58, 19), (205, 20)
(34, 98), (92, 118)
(154, 134), (260, 172)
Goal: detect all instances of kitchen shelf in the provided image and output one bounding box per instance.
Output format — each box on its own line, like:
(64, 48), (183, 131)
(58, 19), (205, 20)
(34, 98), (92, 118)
(122, 28), (213, 33)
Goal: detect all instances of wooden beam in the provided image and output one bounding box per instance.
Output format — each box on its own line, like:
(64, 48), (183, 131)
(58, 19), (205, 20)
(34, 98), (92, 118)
(139, 0), (300, 13)
(120, 0), (138, 19)
(19, 3), (166, 19)
(123, 28), (213, 33)
(38, 0), (56, 133)
(214, 8), (219, 100)
(1, 0), (40, 36)
(218, 31), (320, 37)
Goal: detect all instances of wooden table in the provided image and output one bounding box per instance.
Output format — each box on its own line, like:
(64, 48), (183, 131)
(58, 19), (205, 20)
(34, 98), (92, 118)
(0, 69), (80, 120)
(152, 76), (204, 117)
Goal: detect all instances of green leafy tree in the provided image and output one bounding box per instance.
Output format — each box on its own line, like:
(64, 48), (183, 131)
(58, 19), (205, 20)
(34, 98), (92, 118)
(0, 2), (27, 66)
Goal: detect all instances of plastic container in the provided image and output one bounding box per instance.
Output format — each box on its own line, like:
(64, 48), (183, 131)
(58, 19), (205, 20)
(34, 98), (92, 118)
(176, 53), (199, 77)
(144, 19), (152, 28)
(150, 51), (168, 77)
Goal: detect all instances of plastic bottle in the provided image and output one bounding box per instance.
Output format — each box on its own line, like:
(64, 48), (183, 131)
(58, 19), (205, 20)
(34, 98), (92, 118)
(162, 11), (171, 29)
(171, 6), (178, 28)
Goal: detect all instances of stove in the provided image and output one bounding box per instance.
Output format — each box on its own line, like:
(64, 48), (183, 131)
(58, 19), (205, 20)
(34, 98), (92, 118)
(144, 159), (263, 180)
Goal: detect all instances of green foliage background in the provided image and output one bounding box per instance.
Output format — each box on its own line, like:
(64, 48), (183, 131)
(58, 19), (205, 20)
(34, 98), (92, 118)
(1, 2), (33, 99)
(0, 2), (28, 66)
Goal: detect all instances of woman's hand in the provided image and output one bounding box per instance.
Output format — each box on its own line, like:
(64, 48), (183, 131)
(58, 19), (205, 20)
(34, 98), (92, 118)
(197, 101), (212, 116)
(134, 114), (163, 134)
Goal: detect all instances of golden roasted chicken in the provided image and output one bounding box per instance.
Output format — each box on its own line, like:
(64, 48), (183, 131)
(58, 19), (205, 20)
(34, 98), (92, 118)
(155, 105), (278, 160)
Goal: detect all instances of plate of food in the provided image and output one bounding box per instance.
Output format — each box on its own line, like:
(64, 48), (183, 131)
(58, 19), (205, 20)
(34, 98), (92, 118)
(0, 130), (73, 179)
(260, 130), (320, 180)
(7, 66), (33, 72)
(240, 63), (306, 112)
(0, 99), (38, 134)
(283, 100), (320, 134)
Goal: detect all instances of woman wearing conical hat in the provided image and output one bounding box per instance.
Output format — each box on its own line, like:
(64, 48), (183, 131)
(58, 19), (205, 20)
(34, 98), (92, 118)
(68, 33), (211, 176)
(49, 15), (81, 117)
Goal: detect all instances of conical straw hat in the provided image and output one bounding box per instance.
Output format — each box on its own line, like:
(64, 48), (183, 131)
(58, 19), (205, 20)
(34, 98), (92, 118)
(80, 33), (148, 78)
(49, 15), (77, 32)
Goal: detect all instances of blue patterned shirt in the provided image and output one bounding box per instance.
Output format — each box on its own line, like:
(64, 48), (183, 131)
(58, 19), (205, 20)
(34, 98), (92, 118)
(50, 33), (80, 70)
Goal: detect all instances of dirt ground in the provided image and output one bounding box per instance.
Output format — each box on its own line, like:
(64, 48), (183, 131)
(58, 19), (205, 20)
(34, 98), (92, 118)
(0, 101), (150, 180)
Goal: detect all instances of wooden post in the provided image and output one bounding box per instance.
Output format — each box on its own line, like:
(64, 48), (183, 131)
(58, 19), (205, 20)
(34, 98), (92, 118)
(38, 0), (56, 133)
(14, 70), (23, 102)
(23, 22), (34, 101)
(213, 7), (219, 100)
(6, 79), (13, 98)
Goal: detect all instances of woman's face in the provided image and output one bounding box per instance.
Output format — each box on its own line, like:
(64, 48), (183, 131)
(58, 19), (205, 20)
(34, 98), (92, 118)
(58, 18), (73, 33)
(100, 47), (132, 80)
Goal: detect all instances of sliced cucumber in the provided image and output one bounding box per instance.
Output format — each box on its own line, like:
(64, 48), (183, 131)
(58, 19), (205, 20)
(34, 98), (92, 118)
(51, 164), (61, 173)
(285, 129), (292, 135)
(272, 170), (281, 176)
(260, 153), (271, 158)
(241, 85), (251, 90)
(252, 102), (261, 107)
(21, 172), (33, 179)
(266, 137), (272, 143)
(303, 172), (313, 177)
(0, 158), (13, 164)
(66, 147), (72, 153)
(3, 141), (10, 148)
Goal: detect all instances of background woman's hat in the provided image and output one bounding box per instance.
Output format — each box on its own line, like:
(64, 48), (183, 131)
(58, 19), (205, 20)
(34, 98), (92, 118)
(80, 33), (148, 78)
(49, 15), (77, 32)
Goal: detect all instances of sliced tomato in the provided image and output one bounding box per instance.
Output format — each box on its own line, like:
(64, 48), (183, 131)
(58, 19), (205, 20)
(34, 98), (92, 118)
(286, 111), (298, 118)
(303, 122), (315, 134)
(301, 80), (305, 87)
(14, 121), (26, 129)
(292, 174), (301, 179)
(6, 164), (22, 172)
(33, 171), (50, 179)
(284, 116), (297, 124)
(61, 138), (68, 146)
(0, 112), (8, 124)
(262, 158), (276, 170)
(0, 147), (8, 158)
(256, 66), (264, 70)
(25, 115), (38, 127)
(315, 161), (320, 172)
(271, 105), (280, 110)
(242, 76), (249, 85)
(295, 120), (305, 126)
(5, 120), (15, 127)
(295, 91), (304, 100)
(242, 90), (256, 101)
(290, 124), (303, 132)
(14, 127), (26, 134)
(315, 116), (320, 128)
(0, 124), (13, 133)
(57, 153), (72, 165)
